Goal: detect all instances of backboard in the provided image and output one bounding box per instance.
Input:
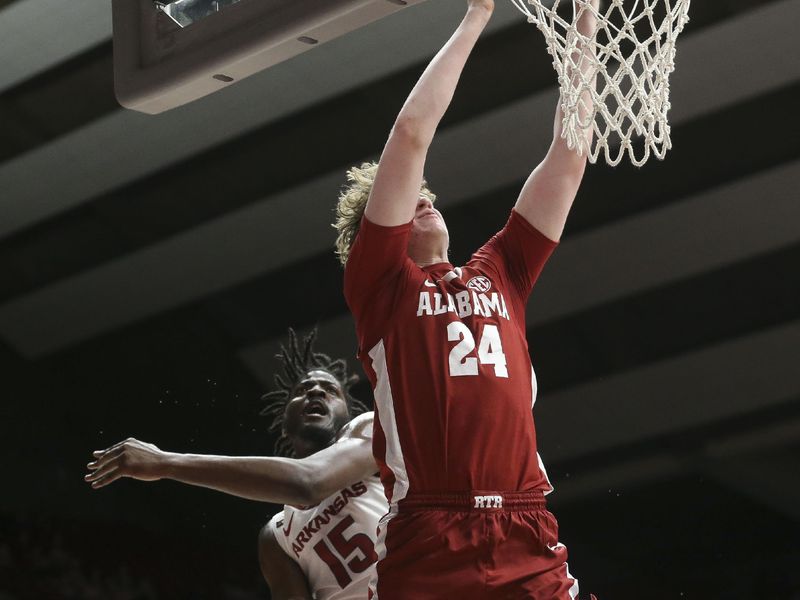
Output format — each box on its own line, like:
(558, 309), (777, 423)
(112, 0), (429, 114)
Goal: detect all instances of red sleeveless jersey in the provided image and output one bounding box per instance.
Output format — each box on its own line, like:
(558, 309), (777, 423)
(344, 210), (557, 504)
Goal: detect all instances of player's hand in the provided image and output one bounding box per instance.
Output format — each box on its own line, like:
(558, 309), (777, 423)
(85, 438), (169, 489)
(468, 0), (494, 14)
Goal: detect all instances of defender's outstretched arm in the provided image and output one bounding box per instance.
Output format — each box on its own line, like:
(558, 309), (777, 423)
(85, 415), (377, 506)
(365, 0), (494, 228)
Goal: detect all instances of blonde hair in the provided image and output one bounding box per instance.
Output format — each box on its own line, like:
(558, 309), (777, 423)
(333, 161), (436, 266)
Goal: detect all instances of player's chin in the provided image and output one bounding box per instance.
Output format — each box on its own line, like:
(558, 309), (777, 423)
(295, 419), (339, 448)
(429, 219), (449, 236)
(298, 415), (336, 435)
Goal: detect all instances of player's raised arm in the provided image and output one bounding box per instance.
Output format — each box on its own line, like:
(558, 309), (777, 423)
(364, 0), (494, 227)
(258, 524), (313, 600)
(513, 0), (599, 242)
(85, 421), (377, 506)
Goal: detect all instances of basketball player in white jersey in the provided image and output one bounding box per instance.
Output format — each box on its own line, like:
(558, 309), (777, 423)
(86, 330), (384, 600)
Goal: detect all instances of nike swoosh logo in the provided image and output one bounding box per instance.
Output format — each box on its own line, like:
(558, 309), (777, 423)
(424, 280), (437, 287)
(282, 513), (294, 536)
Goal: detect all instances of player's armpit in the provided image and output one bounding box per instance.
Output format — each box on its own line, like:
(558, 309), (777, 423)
(259, 524), (313, 600)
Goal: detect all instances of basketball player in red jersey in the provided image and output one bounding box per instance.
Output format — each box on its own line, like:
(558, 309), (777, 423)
(334, 0), (598, 598)
(86, 330), (386, 600)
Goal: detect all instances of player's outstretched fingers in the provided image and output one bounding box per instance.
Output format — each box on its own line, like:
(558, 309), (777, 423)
(87, 438), (167, 486)
(85, 456), (122, 488)
(92, 437), (137, 458)
(86, 447), (125, 473)
(88, 465), (122, 489)
(84, 444), (135, 489)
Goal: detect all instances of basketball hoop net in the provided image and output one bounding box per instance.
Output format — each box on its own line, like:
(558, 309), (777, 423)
(510, 0), (691, 166)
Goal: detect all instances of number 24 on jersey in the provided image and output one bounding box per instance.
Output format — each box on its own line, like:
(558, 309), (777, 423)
(447, 323), (508, 377)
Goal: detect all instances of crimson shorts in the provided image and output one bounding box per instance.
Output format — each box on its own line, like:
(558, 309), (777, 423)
(371, 491), (584, 600)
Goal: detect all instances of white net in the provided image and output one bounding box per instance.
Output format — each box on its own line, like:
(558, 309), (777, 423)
(510, 0), (691, 166)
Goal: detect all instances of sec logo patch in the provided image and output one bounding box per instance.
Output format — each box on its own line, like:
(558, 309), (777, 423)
(466, 276), (491, 293)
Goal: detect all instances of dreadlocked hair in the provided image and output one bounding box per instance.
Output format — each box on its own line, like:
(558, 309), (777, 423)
(259, 328), (368, 457)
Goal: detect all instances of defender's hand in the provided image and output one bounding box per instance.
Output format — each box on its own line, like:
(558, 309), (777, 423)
(85, 438), (169, 489)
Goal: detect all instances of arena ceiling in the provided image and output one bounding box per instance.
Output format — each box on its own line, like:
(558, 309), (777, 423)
(1, 0), (798, 596)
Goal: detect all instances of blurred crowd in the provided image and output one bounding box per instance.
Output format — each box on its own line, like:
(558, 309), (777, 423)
(0, 515), (264, 600)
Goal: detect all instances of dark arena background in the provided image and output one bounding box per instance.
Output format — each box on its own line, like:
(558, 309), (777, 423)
(1, 0), (799, 598)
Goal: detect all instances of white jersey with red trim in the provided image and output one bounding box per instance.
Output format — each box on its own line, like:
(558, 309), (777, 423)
(269, 474), (385, 600)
